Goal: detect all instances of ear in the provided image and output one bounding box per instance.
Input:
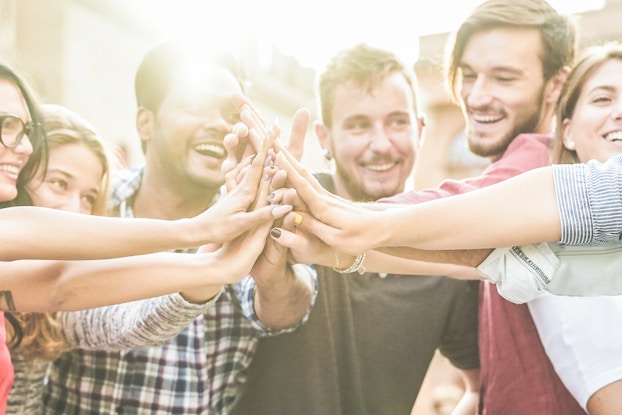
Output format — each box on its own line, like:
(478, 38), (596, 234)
(136, 107), (154, 146)
(545, 66), (571, 105)
(415, 115), (426, 149)
(314, 121), (333, 158)
(561, 118), (576, 150)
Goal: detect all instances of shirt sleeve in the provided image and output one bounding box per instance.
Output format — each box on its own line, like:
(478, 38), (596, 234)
(477, 244), (559, 304)
(236, 264), (318, 336)
(554, 154), (622, 245)
(60, 292), (220, 350)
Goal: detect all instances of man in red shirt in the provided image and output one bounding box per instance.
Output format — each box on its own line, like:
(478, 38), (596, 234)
(384, 0), (585, 413)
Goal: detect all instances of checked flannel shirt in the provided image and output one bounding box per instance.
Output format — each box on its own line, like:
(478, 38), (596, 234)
(43, 167), (316, 415)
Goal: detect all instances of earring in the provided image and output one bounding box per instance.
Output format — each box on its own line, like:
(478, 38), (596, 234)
(323, 149), (333, 161)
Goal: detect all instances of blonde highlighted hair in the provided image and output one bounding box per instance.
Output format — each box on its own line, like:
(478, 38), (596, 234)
(7, 104), (113, 361)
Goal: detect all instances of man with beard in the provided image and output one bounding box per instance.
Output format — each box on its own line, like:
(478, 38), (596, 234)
(43, 40), (316, 414)
(229, 43), (481, 415)
(260, 0), (588, 413)
(378, 0), (585, 413)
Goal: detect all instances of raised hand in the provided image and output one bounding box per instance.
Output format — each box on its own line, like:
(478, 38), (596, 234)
(274, 148), (387, 256)
(191, 129), (290, 245)
(223, 92), (311, 184)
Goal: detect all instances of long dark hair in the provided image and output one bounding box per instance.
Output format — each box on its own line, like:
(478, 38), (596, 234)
(0, 62), (48, 346)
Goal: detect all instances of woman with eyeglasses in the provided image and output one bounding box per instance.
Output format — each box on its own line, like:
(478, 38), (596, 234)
(0, 63), (288, 414)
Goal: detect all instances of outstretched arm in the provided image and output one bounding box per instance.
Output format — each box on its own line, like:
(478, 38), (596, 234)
(1, 134), (290, 262)
(276, 147), (561, 253)
(1, 211), (273, 313)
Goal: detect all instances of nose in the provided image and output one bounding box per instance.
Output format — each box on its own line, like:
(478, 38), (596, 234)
(368, 122), (393, 153)
(612, 101), (622, 120)
(13, 134), (33, 156)
(465, 75), (493, 108)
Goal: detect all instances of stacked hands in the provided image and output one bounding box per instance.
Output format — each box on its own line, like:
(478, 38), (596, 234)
(217, 92), (388, 276)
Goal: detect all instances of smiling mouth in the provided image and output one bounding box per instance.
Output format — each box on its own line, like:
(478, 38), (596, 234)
(0, 164), (19, 175)
(366, 162), (397, 172)
(604, 131), (622, 142)
(471, 113), (503, 123)
(194, 143), (226, 159)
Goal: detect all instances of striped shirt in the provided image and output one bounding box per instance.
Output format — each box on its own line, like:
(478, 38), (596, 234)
(554, 154), (622, 246)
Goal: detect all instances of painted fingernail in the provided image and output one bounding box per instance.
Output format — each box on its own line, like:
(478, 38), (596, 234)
(270, 228), (282, 238)
(293, 212), (303, 225)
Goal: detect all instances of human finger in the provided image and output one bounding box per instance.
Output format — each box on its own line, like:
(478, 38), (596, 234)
(278, 107), (310, 162)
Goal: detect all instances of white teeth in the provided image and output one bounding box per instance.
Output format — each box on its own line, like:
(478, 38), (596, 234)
(0, 165), (19, 175)
(472, 114), (502, 123)
(605, 131), (622, 141)
(366, 163), (395, 172)
(195, 143), (225, 158)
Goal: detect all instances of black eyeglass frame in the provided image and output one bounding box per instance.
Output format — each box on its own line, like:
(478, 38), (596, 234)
(0, 114), (40, 149)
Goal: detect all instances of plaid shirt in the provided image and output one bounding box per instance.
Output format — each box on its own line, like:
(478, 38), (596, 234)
(44, 167), (314, 414)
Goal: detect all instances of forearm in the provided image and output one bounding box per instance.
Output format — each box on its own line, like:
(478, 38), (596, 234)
(364, 250), (484, 280)
(375, 247), (492, 267)
(0, 206), (198, 261)
(382, 167), (561, 250)
(253, 264), (315, 329)
(60, 294), (212, 350)
(50, 252), (223, 311)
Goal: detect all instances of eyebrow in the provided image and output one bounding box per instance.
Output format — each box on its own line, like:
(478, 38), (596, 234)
(587, 84), (616, 94)
(460, 63), (525, 76)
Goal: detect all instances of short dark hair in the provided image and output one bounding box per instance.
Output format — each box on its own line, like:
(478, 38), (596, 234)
(446, 0), (577, 102)
(134, 40), (248, 113)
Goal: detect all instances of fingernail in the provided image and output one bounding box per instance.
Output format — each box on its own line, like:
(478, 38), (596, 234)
(267, 192), (276, 200)
(270, 228), (282, 238)
(293, 212), (303, 225)
(271, 205), (293, 217)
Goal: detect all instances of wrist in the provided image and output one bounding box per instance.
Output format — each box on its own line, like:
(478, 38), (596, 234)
(180, 285), (223, 305)
(332, 251), (366, 275)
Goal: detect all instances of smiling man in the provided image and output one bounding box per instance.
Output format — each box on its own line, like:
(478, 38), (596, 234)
(43, 40), (315, 415)
(230, 43), (480, 415)
(382, 1), (585, 413)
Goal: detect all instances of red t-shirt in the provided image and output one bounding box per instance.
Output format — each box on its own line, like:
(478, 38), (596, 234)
(382, 134), (584, 414)
(0, 312), (13, 415)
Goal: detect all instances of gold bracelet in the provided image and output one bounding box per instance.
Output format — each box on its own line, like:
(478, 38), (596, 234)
(333, 252), (366, 275)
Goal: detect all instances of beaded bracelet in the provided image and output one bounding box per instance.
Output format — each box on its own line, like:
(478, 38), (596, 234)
(332, 252), (366, 275)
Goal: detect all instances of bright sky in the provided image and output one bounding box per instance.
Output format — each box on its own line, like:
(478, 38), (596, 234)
(124, 0), (604, 70)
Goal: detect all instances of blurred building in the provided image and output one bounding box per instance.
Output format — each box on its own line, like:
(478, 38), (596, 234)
(0, 0), (621, 177)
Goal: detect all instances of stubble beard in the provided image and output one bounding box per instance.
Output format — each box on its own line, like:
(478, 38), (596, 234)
(467, 91), (545, 159)
(334, 163), (403, 202)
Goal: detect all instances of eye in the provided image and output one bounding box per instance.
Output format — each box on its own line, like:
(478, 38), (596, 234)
(461, 71), (476, 81)
(592, 95), (613, 104)
(83, 194), (97, 207)
(344, 120), (370, 134)
(48, 178), (68, 191)
(223, 110), (242, 125)
(388, 116), (411, 129)
(496, 76), (518, 83)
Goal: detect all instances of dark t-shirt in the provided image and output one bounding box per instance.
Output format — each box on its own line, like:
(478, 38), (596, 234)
(230, 174), (480, 415)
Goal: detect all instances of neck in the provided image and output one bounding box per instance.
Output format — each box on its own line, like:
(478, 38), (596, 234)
(133, 168), (218, 220)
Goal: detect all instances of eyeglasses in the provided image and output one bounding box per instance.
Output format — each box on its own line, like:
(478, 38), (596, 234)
(0, 114), (39, 148)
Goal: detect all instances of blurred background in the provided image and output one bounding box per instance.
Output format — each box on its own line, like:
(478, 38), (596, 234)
(0, 0), (615, 179)
(1, 1), (621, 413)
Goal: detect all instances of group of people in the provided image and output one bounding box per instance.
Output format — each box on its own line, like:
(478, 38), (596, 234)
(1, 0), (622, 414)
